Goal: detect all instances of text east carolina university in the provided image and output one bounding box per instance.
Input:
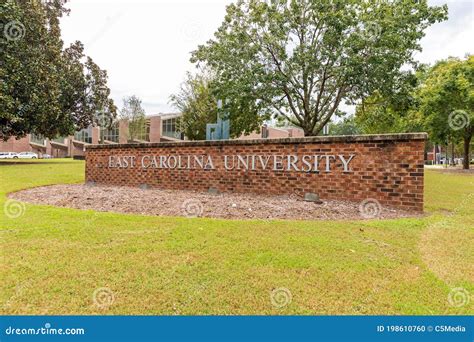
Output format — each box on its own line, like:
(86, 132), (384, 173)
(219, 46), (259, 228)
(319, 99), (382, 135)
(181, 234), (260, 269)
(107, 154), (356, 173)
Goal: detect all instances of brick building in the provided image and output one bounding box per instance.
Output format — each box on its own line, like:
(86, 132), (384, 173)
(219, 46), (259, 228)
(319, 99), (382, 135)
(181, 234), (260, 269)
(1, 112), (305, 157)
(238, 124), (305, 140)
(0, 113), (183, 158)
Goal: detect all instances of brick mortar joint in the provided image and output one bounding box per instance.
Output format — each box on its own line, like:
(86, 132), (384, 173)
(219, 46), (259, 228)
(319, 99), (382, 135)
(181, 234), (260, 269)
(86, 133), (428, 150)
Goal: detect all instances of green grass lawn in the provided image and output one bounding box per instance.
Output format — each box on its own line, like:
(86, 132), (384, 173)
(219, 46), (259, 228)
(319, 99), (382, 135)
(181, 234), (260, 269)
(0, 159), (473, 315)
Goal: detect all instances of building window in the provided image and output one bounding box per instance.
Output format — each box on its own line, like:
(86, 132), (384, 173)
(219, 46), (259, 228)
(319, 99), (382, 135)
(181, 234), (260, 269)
(74, 127), (93, 144)
(162, 118), (180, 139)
(101, 122), (119, 143)
(30, 134), (45, 145)
(52, 136), (67, 144)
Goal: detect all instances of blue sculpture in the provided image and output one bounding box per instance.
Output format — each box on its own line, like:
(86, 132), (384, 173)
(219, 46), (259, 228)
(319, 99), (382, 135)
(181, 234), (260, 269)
(206, 100), (230, 140)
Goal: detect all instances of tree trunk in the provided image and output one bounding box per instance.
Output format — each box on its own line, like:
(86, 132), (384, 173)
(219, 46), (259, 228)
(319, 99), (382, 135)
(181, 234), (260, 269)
(450, 141), (455, 166)
(443, 144), (448, 167)
(463, 135), (471, 170)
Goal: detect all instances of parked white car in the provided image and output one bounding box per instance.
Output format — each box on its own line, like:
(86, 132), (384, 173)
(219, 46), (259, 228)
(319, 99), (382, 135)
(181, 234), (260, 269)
(17, 152), (38, 159)
(0, 152), (19, 159)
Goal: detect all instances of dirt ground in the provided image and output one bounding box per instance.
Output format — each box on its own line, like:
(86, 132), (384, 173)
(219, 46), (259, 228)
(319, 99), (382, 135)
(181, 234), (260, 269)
(8, 184), (420, 221)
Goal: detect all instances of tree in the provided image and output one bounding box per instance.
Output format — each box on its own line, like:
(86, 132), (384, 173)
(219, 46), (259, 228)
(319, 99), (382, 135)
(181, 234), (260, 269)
(419, 56), (473, 170)
(191, 0), (447, 136)
(170, 71), (219, 140)
(120, 95), (146, 141)
(0, 0), (116, 140)
(354, 73), (423, 134)
(328, 114), (361, 136)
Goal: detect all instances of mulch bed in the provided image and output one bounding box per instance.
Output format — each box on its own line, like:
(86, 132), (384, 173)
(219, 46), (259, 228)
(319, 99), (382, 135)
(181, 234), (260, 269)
(8, 184), (420, 221)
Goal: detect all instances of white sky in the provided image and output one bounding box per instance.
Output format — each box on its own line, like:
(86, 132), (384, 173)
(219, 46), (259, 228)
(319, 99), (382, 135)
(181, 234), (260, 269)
(60, 0), (474, 115)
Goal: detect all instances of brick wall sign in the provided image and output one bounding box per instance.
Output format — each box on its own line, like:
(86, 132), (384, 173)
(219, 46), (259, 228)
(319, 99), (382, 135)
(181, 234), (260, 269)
(85, 133), (426, 211)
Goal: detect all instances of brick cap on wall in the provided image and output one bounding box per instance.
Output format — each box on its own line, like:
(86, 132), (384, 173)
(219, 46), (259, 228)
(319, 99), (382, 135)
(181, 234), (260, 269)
(86, 132), (428, 150)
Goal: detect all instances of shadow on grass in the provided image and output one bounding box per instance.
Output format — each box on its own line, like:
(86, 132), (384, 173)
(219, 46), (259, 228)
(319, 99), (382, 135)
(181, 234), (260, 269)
(0, 160), (80, 166)
(433, 168), (474, 174)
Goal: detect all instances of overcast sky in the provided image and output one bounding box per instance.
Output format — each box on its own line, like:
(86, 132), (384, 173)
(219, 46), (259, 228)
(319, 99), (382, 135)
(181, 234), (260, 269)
(60, 0), (473, 115)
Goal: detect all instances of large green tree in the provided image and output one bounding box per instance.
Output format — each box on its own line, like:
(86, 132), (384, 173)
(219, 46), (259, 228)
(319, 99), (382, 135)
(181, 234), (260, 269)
(354, 70), (423, 134)
(355, 57), (473, 169)
(0, 0), (116, 140)
(119, 95), (146, 142)
(191, 0), (447, 136)
(171, 69), (265, 139)
(419, 56), (473, 170)
(170, 71), (219, 140)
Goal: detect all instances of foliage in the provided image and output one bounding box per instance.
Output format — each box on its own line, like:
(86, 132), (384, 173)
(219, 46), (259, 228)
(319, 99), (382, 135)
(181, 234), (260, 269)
(172, 71), (265, 139)
(0, 0), (116, 140)
(418, 55), (473, 169)
(328, 115), (361, 136)
(354, 71), (422, 134)
(191, 0), (447, 136)
(354, 56), (473, 168)
(170, 71), (219, 140)
(119, 95), (146, 141)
